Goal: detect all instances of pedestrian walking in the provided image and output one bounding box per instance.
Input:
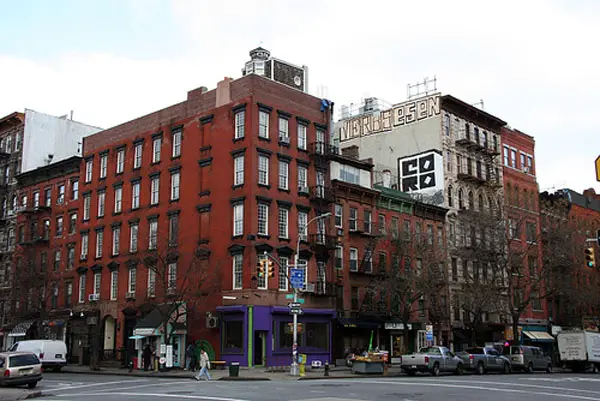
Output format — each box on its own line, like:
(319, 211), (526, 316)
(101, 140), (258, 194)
(194, 349), (211, 381)
(185, 342), (196, 371)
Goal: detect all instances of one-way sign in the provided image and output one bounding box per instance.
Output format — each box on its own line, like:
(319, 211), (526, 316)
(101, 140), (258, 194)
(289, 308), (303, 315)
(288, 302), (301, 308)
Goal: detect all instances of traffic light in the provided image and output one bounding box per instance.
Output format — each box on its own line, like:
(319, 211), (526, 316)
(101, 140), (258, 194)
(267, 260), (275, 278)
(257, 259), (266, 277)
(585, 247), (596, 268)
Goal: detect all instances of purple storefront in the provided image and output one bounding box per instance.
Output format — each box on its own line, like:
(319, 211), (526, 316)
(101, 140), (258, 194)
(217, 305), (335, 367)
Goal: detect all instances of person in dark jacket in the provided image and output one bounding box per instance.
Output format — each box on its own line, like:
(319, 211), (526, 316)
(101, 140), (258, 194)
(143, 344), (153, 371)
(185, 342), (196, 371)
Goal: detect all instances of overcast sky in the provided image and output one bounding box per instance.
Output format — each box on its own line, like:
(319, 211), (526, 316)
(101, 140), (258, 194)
(1, 0), (599, 193)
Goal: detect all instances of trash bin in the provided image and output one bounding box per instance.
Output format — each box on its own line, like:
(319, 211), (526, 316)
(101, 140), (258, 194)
(229, 362), (240, 377)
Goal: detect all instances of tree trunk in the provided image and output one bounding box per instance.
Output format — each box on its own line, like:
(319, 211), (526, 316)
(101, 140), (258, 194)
(512, 313), (520, 345)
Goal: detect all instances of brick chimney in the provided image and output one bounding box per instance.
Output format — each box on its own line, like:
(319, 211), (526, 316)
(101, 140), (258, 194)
(342, 145), (360, 160)
(216, 77), (233, 108)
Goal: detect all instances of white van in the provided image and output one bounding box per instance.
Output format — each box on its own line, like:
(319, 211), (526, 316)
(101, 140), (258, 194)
(9, 340), (67, 371)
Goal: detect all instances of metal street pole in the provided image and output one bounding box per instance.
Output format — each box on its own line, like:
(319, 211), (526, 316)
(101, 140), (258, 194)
(291, 212), (331, 376)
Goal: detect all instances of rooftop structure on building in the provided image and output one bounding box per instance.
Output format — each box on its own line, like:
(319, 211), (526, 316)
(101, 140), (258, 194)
(242, 46), (309, 93)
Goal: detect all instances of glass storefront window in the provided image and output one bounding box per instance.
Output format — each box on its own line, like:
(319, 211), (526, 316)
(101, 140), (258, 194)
(305, 322), (328, 350)
(223, 320), (243, 352)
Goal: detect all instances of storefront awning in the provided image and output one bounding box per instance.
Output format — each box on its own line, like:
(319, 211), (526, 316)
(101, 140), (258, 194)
(129, 335), (146, 340)
(9, 321), (33, 337)
(133, 305), (187, 337)
(338, 318), (380, 329)
(523, 331), (555, 342)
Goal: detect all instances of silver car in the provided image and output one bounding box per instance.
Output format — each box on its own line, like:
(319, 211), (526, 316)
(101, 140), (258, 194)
(502, 345), (552, 373)
(0, 352), (43, 389)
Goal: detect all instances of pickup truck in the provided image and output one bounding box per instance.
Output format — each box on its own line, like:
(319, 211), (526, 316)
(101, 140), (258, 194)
(400, 346), (464, 376)
(457, 347), (511, 374)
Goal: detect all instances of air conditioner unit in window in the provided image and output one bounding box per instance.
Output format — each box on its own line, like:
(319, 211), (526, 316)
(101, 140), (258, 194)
(279, 136), (290, 144)
(206, 316), (219, 329)
(298, 186), (308, 193)
(523, 167), (530, 173)
(302, 283), (315, 293)
(125, 292), (136, 299)
(88, 293), (99, 302)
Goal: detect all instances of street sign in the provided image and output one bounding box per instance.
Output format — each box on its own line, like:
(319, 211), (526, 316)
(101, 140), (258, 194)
(285, 294), (295, 300)
(288, 302), (301, 308)
(297, 298), (305, 304)
(426, 324), (433, 341)
(596, 156), (600, 182)
(290, 268), (305, 289)
(289, 308), (303, 315)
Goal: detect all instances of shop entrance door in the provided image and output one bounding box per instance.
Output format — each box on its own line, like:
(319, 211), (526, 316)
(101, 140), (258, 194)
(254, 331), (266, 366)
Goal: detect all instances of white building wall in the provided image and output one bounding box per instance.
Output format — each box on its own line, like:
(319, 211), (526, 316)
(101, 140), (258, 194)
(22, 109), (102, 173)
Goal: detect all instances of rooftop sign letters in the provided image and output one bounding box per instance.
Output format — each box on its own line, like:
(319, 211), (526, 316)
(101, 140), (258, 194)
(339, 94), (441, 142)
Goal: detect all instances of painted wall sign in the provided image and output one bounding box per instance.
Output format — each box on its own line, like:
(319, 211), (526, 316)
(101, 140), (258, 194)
(339, 94), (441, 142)
(397, 151), (445, 207)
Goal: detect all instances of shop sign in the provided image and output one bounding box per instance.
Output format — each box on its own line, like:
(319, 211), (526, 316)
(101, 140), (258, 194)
(134, 328), (155, 336)
(384, 323), (413, 330)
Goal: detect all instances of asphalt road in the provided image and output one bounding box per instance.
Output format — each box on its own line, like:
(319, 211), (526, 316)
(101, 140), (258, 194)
(17, 372), (600, 401)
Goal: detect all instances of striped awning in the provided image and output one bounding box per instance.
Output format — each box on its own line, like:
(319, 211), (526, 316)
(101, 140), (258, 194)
(9, 321), (33, 337)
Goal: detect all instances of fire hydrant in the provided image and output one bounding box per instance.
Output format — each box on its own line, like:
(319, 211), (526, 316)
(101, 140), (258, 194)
(324, 362), (330, 377)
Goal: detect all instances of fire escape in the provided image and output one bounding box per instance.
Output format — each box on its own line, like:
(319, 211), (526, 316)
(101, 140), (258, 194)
(455, 125), (502, 191)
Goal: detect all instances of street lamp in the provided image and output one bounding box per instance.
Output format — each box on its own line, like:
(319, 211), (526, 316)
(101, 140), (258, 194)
(290, 212), (331, 376)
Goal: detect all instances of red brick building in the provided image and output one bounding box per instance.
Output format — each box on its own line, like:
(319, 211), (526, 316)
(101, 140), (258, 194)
(501, 127), (547, 338)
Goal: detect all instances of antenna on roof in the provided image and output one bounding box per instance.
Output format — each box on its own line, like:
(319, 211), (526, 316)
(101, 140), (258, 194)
(407, 76), (437, 100)
(471, 99), (484, 110)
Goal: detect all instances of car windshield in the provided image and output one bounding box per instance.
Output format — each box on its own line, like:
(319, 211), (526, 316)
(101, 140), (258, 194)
(420, 347), (441, 354)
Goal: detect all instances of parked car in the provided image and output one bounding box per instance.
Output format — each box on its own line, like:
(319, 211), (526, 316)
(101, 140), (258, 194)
(457, 347), (511, 374)
(9, 340), (67, 371)
(401, 346), (464, 376)
(0, 352), (43, 389)
(502, 345), (552, 372)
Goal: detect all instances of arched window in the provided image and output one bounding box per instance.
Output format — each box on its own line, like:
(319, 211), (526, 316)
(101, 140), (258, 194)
(478, 194), (484, 212)
(458, 188), (464, 209)
(468, 191), (474, 209)
(447, 185), (453, 207)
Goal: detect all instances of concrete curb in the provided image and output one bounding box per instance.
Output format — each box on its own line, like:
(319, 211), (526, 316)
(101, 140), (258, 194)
(60, 369), (197, 380)
(217, 377), (271, 381)
(23, 392), (42, 400)
(298, 374), (402, 380)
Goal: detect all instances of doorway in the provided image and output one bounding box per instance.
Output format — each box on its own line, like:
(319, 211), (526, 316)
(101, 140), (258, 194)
(254, 331), (266, 366)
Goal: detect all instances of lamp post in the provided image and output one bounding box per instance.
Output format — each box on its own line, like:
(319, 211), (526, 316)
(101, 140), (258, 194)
(290, 212), (331, 376)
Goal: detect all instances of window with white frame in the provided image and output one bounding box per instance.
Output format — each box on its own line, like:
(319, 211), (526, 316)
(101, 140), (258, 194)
(297, 165), (307, 192)
(278, 160), (289, 190)
(168, 262), (177, 291)
(129, 222), (138, 252)
(378, 213), (386, 234)
(334, 204), (343, 228)
(232, 254), (243, 290)
(258, 203), (269, 236)
(116, 149), (125, 174)
(170, 171), (180, 201)
(56, 216), (63, 236)
(150, 176), (160, 205)
(148, 219), (158, 250)
(134, 143), (143, 169)
(257, 255), (268, 289)
(114, 186), (122, 213)
(364, 249), (373, 273)
(95, 229), (104, 258)
(152, 137), (162, 163)
(67, 244), (75, 269)
(132, 181), (140, 209)
(340, 164), (360, 185)
(297, 124), (307, 150)
(81, 233), (88, 259)
(259, 111), (269, 138)
(33, 191), (40, 207)
(510, 149), (517, 168)
(53, 249), (61, 271)
(278, 118), (289, 142)
(278, 256), (288, 291)
(298, 211), (308, 241)
(168, 214), (179, 246)
(147, 268), (156, 297)
(278, 208), (289, 239)
(234, 155), (244, 185)
(233, 203), (244, 237)
(112, 226), (120, 256)
(349, 208), (358, 231)
(78, 274), (86, 303)
(110, 270), (118, 300)
(93, 272), (101, 295)
(100, 154), (108, 179)
(97, 191), (105, 217)
(335, 246), (343, 269)
(128, 267), (136, 294)
(172, 130), (182, 158)
(85, 159), (93, 183)
(234, 111), (245, 139)
(258, 155), (269, 185)
(349, 248), (358, 272)
(57, 184), (65, 204)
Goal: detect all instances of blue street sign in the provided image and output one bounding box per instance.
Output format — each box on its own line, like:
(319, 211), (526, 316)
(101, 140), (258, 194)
(290, 268), (305, 289)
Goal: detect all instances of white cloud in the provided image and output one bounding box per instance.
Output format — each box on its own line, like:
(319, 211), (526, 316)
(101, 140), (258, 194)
(1, 0), (599, 192)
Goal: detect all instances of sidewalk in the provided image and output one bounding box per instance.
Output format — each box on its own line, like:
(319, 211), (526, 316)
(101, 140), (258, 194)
(60, 364), (404, 381)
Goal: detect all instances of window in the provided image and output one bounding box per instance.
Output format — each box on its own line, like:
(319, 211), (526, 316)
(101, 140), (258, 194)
(132, 181), (140, 209)
(97, 191), (106, 217)
(114, 186), (123, 213)
(258, 155), (269, 185)
(65, 281), (73, 307)
(364, 249), (373, 273)
(458, 188), (464, 209)
(149, 219), (158, 250)
(168, 213), (179, 246)
(234, 111), (245, 139)
(509, 219), (517, 239)
(259, 110), (269, 138)
(297, 165), (307, 191)
(110, 270), (118, 300)
(427, 224), (434, 245)
(278, 118), (289, 142)
(456, 154), (462, 174)
(297, 124), (307, 150)
(56, 216), (63, 236)
(391, 217), (399, 238)
(233, 254), (243, 290)
(415, 222), (422, 242)
(150, 176), (160, 205)
(100, 154), (108, 179)
(444, 114), (450, 136)
(93, 272), (101, 295)
(258, 203), (269, 236)
(95, 229), (104, 258)
(298, 211), (308, 241)
(224, 320), (244, 351)
(520, 153), (525, 170)
(78, 274), (86, 303)
(510, 149), (517, 168)
(340, 165), (360, 185)
(278, 257), (288, 291)
(81, 233), (88, 259)
(278, 208), (289, 239)
(526, 222), (537, 243)
(85, 159), (93, 182)
(172, 130), (182, 158)
(232, 203), (244, 237)
(527, 156), (533, 171)
(44, 188), (51, 207)
(334, 204), (343, 228)
(363, 210), (372, 233)
(334, 246), (343, 269)
(278, 160), (289, 190)
(152, 137), (162, 163)
(71, 180), (79, 200)
(129, 222), (139, 253)
(378, 252), (387, 272)
(147, 268), (156, 297)
(234, 155), (244, 185)
(170, 171), (180, 201)
(33, 191), (40, 208)
(116, 149), (125, 174)
(128, 267), (136, 294)
(482, 131), (488, 148)
(437, 226), (443, 247)
(67, 244), (75, 269)
(349, 248), (358, 272)
(134, 142), (143, 169)
(168, 262), (177, 291)
(257, 255), (268, 289)
(446, 150), (452, 173)
(112, 226), (120, 256)
(53, 250), (61, 271)
(349, 208), (358, 231)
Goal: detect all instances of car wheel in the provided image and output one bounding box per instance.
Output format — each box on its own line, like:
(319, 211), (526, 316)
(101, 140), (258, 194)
(27, 382), (37, 389)
(503, 362), (511, 374)
(455, 364), (464, 376)
(432, 363), (440, 376)
(546, 364), (553, 373)
(527, 362), (534, 373)
(476, 362), (485, 375)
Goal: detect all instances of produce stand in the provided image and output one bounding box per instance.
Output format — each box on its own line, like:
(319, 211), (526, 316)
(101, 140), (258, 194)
(351, 352), (386, 374)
